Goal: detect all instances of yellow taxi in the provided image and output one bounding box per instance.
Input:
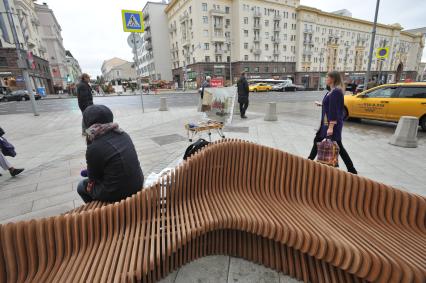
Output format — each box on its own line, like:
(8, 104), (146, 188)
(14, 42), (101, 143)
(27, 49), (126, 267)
(249, 83), (272, 92)
(344, 82), (426, 131)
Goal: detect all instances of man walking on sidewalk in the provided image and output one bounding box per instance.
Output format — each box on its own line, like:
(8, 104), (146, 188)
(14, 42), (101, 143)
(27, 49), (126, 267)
(237, 72), (250, 119)
(77, 73), (93, 135)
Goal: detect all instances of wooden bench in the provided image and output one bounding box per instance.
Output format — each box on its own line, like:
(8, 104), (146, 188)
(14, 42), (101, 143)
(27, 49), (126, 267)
(0, 140), (425, 283)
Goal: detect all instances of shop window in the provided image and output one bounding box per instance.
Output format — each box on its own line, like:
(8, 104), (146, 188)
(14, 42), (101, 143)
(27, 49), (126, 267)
(0, 57), (7, 66)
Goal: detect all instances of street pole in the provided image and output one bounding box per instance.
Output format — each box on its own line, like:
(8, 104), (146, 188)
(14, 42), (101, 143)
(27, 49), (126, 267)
(228, 39), (232, 86)
(3, 0), (38, 116)
(317, 52), (323, 91)
(363, 0), (380, 90)
(131, 32), (144, 113)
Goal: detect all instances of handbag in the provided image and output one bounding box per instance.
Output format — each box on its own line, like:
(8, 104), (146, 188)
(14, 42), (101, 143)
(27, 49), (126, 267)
(316, 138), (339, 167)
(0, 137), (16, 157)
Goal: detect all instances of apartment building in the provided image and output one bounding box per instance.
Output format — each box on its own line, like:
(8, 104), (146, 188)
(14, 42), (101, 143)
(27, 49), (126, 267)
(14, 0), (47, 59)
(295, 6), (424, 88)
(166, 0), (300, 88)
(35, 2), (68, 91)
(136, 2), (173, 81)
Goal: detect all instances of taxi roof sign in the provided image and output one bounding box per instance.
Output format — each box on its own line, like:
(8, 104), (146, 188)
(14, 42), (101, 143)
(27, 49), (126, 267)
(376, 47), (389, 59)
(122, 10), (144, 33)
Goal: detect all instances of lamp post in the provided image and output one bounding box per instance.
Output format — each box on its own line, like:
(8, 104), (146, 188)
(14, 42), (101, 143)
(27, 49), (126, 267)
(363, 0), (381, 90)
(317, 51), (323, 91)
(227, 38), (233, 86)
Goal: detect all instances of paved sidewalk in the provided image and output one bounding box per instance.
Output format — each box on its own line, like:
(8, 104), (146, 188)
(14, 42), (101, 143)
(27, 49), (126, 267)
(0, 99), (424, 283)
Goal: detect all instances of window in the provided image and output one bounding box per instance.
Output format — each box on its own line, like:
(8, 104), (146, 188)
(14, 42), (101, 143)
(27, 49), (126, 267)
(244, 66), (249, 72)
(226, 19), (230, 26)
(244, 30), (248, 37)
(244, 17), (248, 24)
(264, 67), (269, 73)
(203, 16), (208, 24)
(244, 43), (248, 49)
(265, 20), (269, 27)
(265, 44), (269, 50)
(0, 57), (7, 66)
(273, 67), (278, 73)
(254, 67), (259, 73)
(204, 43), (209, 50)
(283, 23), (287, 29)
(283, 45), (287, 51)
(244, 55), (249, 61)
(205, 56), (210, 62)
(189, 6), (192, 13)
(399, 87), (426, 98)
(227, 56), (230, 62)
(225, 6), (230, 14)
(204, 29), (208, 37)
(202, 3), (207, 11)
(366, 87), (397, 98)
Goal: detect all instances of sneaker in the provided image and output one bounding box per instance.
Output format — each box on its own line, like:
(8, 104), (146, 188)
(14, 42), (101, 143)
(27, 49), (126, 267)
(241, 115), (248, 119)
(10, 168), (24, 177)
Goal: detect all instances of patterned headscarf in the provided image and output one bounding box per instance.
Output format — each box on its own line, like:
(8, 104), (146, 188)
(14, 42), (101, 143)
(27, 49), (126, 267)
(85, 123), (123, 142)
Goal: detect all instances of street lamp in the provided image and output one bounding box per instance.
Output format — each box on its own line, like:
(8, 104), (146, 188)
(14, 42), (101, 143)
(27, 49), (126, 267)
(227, 38), (233, 86)
(317, 52), (324, 91)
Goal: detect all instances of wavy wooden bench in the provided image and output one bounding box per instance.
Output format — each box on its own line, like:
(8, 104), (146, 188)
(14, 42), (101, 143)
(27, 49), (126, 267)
(0, 140), (425, 283)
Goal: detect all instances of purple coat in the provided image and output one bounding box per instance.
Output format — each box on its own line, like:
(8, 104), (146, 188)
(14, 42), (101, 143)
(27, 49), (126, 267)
(318, 88), (344, 141)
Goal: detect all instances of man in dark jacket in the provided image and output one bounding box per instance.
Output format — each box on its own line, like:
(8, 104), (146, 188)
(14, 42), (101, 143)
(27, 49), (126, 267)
(77, 73), (93, 135)
(77, 105), (144, 203)
(237, 72), (250, 119)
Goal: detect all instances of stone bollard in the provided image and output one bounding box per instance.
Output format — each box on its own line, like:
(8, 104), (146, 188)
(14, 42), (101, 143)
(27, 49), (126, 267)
(264, 102), (278, 121)
(159, 97), (168, 111)
(389, 116), (418, 148)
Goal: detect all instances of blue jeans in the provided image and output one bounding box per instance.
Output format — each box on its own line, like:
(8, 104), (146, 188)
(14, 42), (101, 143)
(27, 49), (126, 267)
(77, 179), (93, 203)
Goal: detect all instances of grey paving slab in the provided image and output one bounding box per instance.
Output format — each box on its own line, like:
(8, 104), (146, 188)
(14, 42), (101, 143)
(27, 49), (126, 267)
(227, 257), (280, 283)
(174, 255), (230, 283)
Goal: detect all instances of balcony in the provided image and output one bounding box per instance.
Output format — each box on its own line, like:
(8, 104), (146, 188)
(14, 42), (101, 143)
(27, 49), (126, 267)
(251, 48), (261, 55)
(303, 40), (313, 46)
(171, 46), (178, 53)
(144, 32), (151, 41)
(273, 26), (280, 32)
(253, 23), (262, 30)
(273, 50), (281, 55)
(214, 49), (226, 55)
(304, 28), (313, 34)
(253, 37), (261, 43)
(213, 22), (224, 29)
(271, 37), (281, 43)
(179, 13), (189, 23)
(181, 37), (191, 46)
(169, 25), (177, 33)
(253, 11), (262, 18)
(211, 34), (226, 42)
(145, 21), (151, 30)
(273, 14), (281, 20)
(210, 9), (225, 16)
(145, 42), (152, 51)
(303, 50), (312, 56)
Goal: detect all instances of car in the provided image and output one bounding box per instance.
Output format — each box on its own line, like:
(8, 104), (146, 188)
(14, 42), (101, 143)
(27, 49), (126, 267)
(272, 81), (296, 92)
(344, 82), (426, 131)
(355, 84), (364, 94)
(1, 90), (41, 102)
(249, 83), (272, 92)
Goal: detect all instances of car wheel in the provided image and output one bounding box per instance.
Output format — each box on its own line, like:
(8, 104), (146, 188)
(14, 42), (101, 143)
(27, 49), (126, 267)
(21, 96), (25, 101)
(420, 116), (426, 131)
(343, 107), (349, 121)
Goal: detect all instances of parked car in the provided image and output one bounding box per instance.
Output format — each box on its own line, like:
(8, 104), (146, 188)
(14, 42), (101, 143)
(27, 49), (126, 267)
(344, 82), (426, 131)
(272, 82), (297, 92)
(249, 83), (272, 92)
(355, 84), (364, 94)
(1, 90), (41, 102)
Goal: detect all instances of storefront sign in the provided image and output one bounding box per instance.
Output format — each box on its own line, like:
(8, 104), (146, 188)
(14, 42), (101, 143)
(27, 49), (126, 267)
(214, 65), (225, 69)
(16, 75), (24, 82)
(211, 77), (224, 87)
(0, 72), (12, 76)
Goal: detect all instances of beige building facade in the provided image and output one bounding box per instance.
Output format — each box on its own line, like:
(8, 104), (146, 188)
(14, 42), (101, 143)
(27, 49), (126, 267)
(101, 57), (137, 83)
(165, 0), (424, 89)
(296, 6), (424, 88)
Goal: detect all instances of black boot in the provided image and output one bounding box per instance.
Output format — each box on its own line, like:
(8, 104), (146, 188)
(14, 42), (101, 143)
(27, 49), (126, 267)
(10, 168), (24, 177)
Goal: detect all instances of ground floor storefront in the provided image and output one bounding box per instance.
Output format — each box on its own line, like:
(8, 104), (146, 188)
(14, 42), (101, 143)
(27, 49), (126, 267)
(0, 48), (54, 94)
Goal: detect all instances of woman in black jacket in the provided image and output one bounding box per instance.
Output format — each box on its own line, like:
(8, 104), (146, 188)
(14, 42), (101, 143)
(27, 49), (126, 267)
(77, 105), (144, 203)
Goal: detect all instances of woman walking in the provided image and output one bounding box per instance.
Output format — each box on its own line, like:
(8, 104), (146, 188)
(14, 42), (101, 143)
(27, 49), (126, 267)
(308, 71), (357, 174)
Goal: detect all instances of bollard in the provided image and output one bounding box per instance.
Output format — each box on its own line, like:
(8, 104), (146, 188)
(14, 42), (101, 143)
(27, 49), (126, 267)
(159, 97), (168, 111)
(264, 102), (278, 121)
(389, 116), (418, 148)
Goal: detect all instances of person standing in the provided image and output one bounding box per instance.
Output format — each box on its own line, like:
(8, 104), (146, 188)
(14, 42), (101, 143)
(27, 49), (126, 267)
(77, 105), (144, 203)
(0, 127), (24, 177)
(308, 71), (357, 174)
(77, 73), (93, 135)
(200, 76), (211, 100)
(237, 72), (250, 119)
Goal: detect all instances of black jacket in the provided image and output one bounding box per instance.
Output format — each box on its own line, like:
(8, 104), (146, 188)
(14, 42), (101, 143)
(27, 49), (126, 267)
(237, 76), (249, 97)
(77, 81), (93, 112)
(84, 105), (144, 202)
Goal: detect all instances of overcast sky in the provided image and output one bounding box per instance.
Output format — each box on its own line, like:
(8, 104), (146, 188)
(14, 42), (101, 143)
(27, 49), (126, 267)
(44, 0), (426, 77)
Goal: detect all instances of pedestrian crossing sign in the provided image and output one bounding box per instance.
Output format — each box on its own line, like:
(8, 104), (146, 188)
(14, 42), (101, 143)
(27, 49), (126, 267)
(122, 10), (144, 33)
